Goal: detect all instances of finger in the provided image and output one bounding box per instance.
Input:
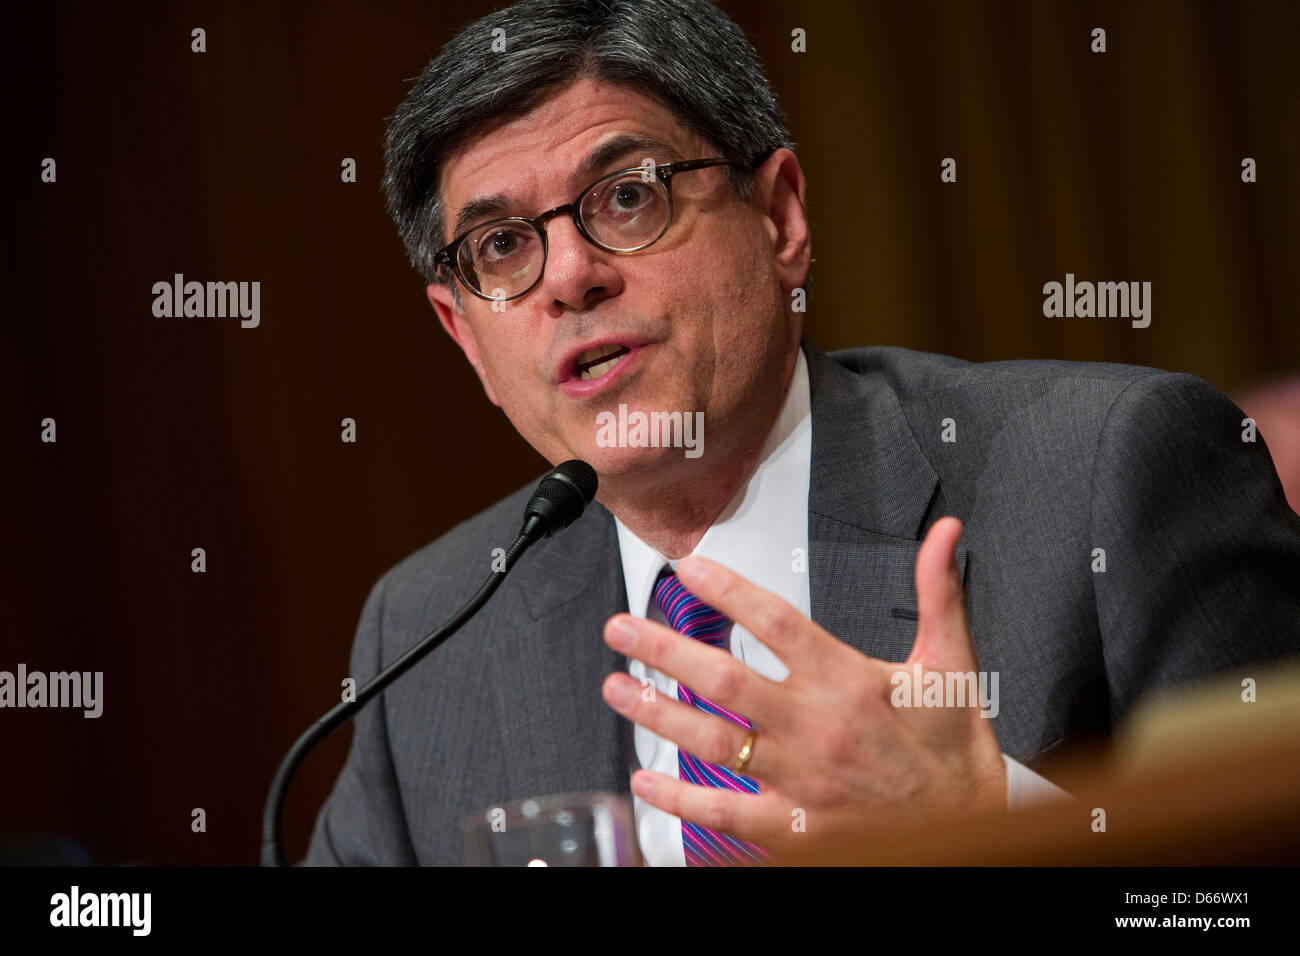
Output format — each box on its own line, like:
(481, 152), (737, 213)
(601, 671), (784, 785)
(630, 769), (785, 854)
(673, 554), (841, 677)
(907, 516), (977, 669)
(603, 614), (788, 729)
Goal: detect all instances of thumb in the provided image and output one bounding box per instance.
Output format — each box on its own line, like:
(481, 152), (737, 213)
(906, 516), (976, 668)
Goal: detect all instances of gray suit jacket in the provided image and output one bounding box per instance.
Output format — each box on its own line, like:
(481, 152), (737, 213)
(304, 340), (1300, 865)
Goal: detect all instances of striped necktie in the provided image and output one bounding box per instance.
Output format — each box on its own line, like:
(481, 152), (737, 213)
(652, 569), (771, 866)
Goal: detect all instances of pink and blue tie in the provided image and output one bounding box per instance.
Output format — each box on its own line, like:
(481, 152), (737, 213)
(652, 569), (771, 866)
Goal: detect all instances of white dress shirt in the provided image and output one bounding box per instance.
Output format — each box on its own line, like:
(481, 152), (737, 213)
(613, 346), (1069, 866)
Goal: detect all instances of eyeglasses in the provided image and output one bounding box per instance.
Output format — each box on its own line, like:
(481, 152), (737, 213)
(432, 158), (737, 302)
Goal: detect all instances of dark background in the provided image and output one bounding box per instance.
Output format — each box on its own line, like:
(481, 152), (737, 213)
(3, 0), (1297, 865)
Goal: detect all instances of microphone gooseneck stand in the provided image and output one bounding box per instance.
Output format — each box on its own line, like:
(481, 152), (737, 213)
(260, 460), (597, 866)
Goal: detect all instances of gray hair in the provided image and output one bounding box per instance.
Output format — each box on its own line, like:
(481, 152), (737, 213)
(382, 0), (802, 308)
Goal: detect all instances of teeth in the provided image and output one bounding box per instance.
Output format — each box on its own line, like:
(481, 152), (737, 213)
(574, 345), (628, 381)
(579, 355), (621, 380)
(576, 344), (624, 366)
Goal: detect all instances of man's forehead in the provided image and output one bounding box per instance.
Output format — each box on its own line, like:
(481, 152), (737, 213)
(438, 82), (707, 235)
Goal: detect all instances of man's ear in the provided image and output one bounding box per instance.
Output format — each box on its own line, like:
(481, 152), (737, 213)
(426, 280), (501, 407)
(750, 147), (811, 298)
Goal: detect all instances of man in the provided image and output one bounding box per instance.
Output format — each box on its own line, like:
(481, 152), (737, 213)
(1236, 378), (1300, 514)
(305, 0), (1300, 865)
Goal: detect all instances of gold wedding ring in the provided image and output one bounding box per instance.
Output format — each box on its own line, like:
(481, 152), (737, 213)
(733, 730), (758, 775)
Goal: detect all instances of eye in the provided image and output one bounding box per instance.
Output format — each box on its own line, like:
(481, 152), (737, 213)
(488, 231), (516, 256)
(474, 224), (535, 265)
(603, 180), (653, 216)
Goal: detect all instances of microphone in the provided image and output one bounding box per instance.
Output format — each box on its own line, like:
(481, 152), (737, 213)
(520, 458), (599, 542)
(260, 459), (598, 866)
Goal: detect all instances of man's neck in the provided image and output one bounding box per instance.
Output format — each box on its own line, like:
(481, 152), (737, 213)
(598, 446), (768, 558)
(596, 345), (802, 559)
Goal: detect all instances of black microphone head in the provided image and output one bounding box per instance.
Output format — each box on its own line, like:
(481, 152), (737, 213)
(522, 459), (598, 537)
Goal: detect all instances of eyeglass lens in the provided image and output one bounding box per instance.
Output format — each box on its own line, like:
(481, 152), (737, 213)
(456, 170), (671, 298)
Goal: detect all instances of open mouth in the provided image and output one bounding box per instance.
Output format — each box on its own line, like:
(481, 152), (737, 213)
(572, 344), (631, 381)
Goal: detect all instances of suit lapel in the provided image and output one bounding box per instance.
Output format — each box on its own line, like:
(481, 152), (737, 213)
(483, 340), (967, 796)
(803, 340), (967, 662)
(485, 502), (633, 798)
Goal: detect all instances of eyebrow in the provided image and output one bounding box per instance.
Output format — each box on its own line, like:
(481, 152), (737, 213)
(447, 133), (685, 242)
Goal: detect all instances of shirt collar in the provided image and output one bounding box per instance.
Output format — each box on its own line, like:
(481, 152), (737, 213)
(614, 346), (812, 618)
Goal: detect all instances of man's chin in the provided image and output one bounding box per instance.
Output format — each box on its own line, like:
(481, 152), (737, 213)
(572, 442), (704, 486)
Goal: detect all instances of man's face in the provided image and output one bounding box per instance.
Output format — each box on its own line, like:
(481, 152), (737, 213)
(428, 76), (803, 488)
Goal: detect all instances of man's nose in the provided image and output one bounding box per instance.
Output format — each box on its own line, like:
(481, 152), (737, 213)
(538, 215), (621, 314)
